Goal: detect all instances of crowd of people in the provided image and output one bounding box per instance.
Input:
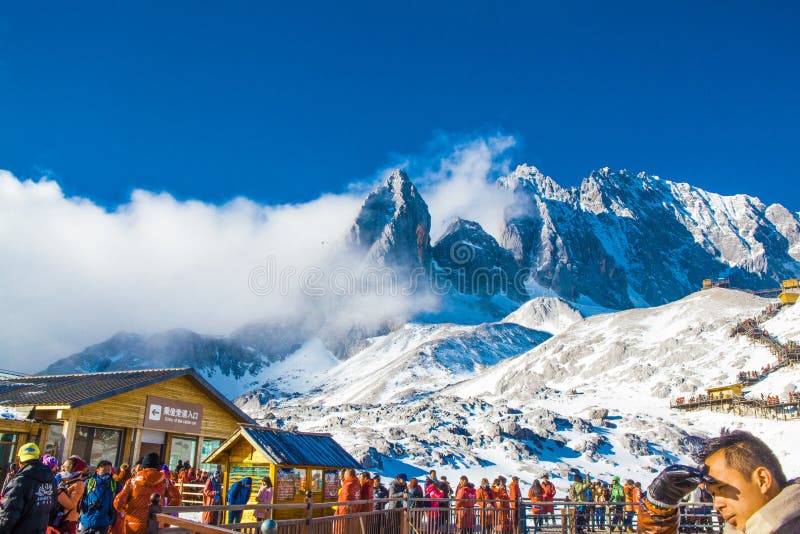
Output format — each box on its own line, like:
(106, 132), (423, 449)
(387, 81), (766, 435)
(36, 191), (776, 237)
(1, 429), (795, 534)
(327, 467), (649, 534)
(0, 446), (181, 534)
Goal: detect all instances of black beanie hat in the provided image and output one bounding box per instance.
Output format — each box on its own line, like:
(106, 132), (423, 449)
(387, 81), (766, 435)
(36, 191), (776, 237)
(142, 452), (161, 469)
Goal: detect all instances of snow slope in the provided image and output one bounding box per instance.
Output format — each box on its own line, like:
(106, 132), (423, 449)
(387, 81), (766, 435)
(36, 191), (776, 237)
(241, 289), (800, 493)
(501, 297), (584, 335)
(239, 321), (550, 407)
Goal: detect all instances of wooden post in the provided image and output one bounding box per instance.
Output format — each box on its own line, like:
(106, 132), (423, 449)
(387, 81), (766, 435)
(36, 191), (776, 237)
(402, 491), (409, 534)
(304, 489), (313, 534)
(61, 410), (77, 460)
(130, 427), (142, 466)
(196, 435), (205, 469)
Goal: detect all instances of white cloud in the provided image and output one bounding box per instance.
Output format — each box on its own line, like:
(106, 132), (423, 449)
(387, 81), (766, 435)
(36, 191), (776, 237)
(0, 171), (383, 371)
(0, 134), (519, 372)
(414, 135), (518, 242)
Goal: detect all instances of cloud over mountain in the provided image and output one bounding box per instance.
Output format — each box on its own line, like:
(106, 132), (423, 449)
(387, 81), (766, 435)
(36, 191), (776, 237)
(0, 138), (515, 372)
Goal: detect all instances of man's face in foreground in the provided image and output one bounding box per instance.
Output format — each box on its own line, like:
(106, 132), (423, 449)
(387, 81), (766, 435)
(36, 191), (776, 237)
(705, 449), (773, 530)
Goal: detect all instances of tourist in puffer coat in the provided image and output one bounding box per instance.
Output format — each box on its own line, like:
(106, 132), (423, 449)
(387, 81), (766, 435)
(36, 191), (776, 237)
(425, 480), (445, 530)
(201, 471), (223, 525)
(387, 474), (407, 508)
(113, 453), (182, 534)
(540, 475), (556, 525)
(356, 472), (373, 513)
(476, 478), (493, 533)
(455, 476), (476, 533)
(226, 477), (252, 524)
(57, 455), (88, 534)
(333, 469), (360, 534)
(372, 476), (389, 509)
(491, 477), (511, 533)
(0, 443), (56, 534)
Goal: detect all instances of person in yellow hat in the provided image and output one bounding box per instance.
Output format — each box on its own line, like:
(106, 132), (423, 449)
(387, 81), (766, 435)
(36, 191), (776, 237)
(0, 442), (57, 534)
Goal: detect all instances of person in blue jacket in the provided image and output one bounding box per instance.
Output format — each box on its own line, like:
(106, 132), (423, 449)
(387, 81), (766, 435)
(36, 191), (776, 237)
(80, 460), (118, 534)
(227, 477), (253, 524)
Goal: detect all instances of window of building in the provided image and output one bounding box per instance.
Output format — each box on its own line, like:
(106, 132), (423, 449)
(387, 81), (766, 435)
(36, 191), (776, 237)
(168, 436), (197, 470)
(72, 426), (123, 466)
(295, 468), (307, 492)
(0, 433), (18, 471)
(200, 438), (221, 472)
(44, 424), (63, 461)
(310, 469), (323, 493)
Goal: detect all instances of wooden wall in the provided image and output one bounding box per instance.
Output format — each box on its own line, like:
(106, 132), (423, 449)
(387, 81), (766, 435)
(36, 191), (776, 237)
(66, 375), (244, 439)
(219, 435), (336, 520)
(27, 374), (248, 466)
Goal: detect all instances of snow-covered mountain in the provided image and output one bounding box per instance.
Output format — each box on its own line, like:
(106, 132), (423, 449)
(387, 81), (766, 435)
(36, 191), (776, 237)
(42, 165), (800, 415)
(500, 297), (583, 335)
(40, 329), (280, 394)
(239, 289), (800, 491)
(499, 165), (800, 309)
(349, 169), (431, 272)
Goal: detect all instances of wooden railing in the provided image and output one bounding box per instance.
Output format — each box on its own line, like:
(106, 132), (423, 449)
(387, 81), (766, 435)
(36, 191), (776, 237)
(155, 497), (721, 533)
(179, 482), (207, 505)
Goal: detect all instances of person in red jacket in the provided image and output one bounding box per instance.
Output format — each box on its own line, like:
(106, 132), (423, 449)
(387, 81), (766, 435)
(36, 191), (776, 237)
(356, 471), (376, 532)
(455, 476), (476, 534)
(540, 474), (556, 526)
(356, 471), (373, 512)
(113, 453), (182, 534)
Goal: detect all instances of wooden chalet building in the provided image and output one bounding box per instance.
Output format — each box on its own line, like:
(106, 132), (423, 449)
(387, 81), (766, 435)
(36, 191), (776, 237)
(204, 425), (361, 520)
(0, 368), (254, 472)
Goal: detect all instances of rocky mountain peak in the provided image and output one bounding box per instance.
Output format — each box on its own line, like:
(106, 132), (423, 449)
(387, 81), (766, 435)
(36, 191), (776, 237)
(432, 218), (526, 302)
(498, 164), (571, 203)
(579, 168), (638, 217)
(441, 217), (483, 235)
(349, 169), (432, 270)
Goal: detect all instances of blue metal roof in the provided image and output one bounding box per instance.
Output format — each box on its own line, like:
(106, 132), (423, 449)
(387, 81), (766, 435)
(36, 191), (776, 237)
(242, 426), (360, 468)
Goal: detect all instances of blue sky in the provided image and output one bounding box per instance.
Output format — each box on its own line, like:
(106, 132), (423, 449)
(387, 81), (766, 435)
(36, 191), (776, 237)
(0, 1), (798, 210)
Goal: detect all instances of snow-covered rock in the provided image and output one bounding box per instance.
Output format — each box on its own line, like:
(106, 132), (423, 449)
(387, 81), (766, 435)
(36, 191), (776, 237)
(238, 289), (800, 492)
(501, 297), (583, 335)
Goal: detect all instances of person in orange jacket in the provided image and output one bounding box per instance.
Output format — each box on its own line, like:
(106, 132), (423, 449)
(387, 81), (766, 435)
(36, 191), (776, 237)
(540, 474), (556, 526)
(201, 470), (223, 525)
(491, 477), (511, 534)
(476, 478), (493, 534)
(113, 453), (182, 534)
(622, 479), (636, 531)
(528, 479), (544, 534)
(333, 468), (360, 534)
(56, 456), (87, 534)
(356, 471), (373, 513)
(356, 471), (375, 532)
(508, 476), (522, 533)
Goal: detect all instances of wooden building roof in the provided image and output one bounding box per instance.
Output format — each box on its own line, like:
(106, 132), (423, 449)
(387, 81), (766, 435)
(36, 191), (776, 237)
(205, 424), (360, 468)
(0, 367), (254, 423)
